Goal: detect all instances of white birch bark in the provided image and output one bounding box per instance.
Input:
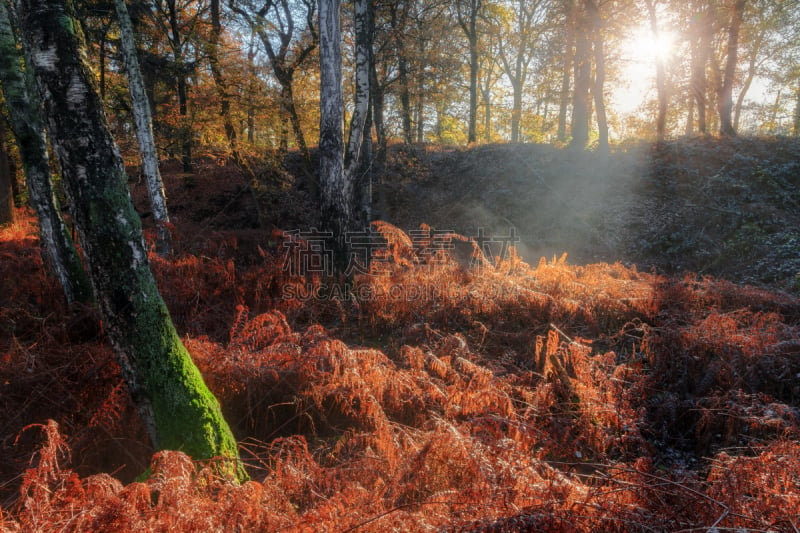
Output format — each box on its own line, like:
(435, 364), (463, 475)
(345, 0), (371, 225)
(114, 0), (171, 255)
(319, 0), (351, 269)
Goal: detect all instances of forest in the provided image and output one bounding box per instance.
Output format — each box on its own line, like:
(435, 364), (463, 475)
(1, 0), (800, 531)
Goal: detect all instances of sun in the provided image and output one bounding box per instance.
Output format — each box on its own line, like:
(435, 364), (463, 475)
(612, 26), (676, 115)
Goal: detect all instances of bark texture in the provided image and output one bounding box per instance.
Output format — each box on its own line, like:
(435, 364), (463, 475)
(16, 0), (245, 480)
(345, 0), (371, 227)
(0, 0), (91, 304)
(115, 0), (171, 255)
(319, 0), (351, 270)
(570, 2), (590, 150)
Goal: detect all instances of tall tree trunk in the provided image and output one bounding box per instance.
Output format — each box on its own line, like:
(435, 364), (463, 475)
(570, 4), (590, 150)
(0, 0), (91, 305)
(398, 51), (412, 144)
(511, 81), (523, 143)
(319, 0), (350, 271)
(0, 118), (14, 226)
(587, 0), (607, 153)
(718, 0), (745, 136)
(347, 0), (371, 228)
(692, 5), (712, 135)
(115, 0), (171, 255)
(467, 17), (478, 143)
(646, 0), (667, 141)
(246, 32), (257, 144)
(165, 0), (191, 172)
(99, 30), (106, 101)
(557, 0), (574, 143)
(733, 28), (763, 131)
(557, 40), (572, 142)
(482, 86), (492, 143)
(280, 77), (310, 160)
(17, 0), (245, 480)
(457, 0), (480, 144)
(794, 82), (800, 137)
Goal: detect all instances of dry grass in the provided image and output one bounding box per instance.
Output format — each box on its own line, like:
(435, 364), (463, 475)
(2, 213), (800, 532)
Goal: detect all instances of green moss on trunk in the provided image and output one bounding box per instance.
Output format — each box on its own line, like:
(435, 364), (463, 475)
(17, 0), (246, 481)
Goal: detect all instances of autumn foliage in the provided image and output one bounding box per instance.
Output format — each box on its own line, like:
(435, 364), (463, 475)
(2, 208), (800, 532)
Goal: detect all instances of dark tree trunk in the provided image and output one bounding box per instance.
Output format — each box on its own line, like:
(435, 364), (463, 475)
(398, 52), (412, 144)
(0, 118), (14, 226)
(457, 0), (481, 144)
(587, 0), (607, 153)
(570, 4), (590, 150)
(165, 0), (192, 172)
(18, 0), (245, 480)
(319, 0), (351, 270)
(646, 0), (667, 141)
(557, 0), (575, 143)
(280, 76), (310, 160)
(0, 0), (91, 304)
(691, 5), (712, 135)
(794, 82), (800, 137)
(718, 0), (745, 136)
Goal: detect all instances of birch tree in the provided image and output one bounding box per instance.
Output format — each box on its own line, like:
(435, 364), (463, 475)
(115, 0), (171, 255)
(319, 0), (350, 269)
(0, 0), (91, 304)
(15, 0), (245, 480)
(346, 0), (371, 227)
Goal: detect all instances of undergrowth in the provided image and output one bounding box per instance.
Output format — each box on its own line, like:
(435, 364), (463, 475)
(2, 212), (800, 531)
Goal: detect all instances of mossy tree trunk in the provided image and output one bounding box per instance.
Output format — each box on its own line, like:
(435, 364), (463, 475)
(114, 0), (171, 256)
(16, 0), (245, 481)
(0, 0), (91, 305)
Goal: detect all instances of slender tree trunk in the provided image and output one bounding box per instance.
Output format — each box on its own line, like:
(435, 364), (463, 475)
(586, 0), (607, 153)
(280, 76), (311, 160)
(0, 0), (91, 304)
(510, 81), (522, 143)
(570, 4), (590, 150)
(0, 118), (14, 226)
(165, 0), (191, 172)
(482, 86), (491, 143)
(646, 0), (667, 141)
(398, 51), (412, 144)
(319, 0), (350, 271)
(794, 82), (800, 137)
(17, 0), (245, 480)
(557, 0), (574, 143)
(692, 6), (712, 135)
(468, 25), (478, 143)
(733, 29), (763, 131)
(345, 0), (370, 191)
(115, 0), (171, 255)
(346, 0), (371, 228)
(719, 0), (745, 136)
(557, 39), (572, 142)
(246, 32), (256, 144)
(99, 31), (106, 101)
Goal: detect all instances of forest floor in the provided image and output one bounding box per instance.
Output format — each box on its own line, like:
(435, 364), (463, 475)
(2, 136), (800, 531)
